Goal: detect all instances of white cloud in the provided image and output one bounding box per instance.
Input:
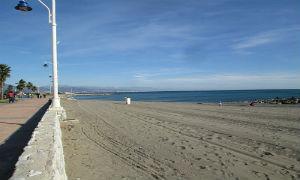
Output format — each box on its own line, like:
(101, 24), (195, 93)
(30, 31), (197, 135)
(232, 32), (277, 50)
(59, 22), (194, 58)
(232, 27), (300, 50)
(134, 75), (144, 78)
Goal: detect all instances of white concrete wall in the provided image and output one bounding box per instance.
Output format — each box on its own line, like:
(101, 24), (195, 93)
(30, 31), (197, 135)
(10, 107), (67, 180)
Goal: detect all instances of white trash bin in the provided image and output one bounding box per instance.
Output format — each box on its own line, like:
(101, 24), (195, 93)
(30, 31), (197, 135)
(125, 97), (131, 105)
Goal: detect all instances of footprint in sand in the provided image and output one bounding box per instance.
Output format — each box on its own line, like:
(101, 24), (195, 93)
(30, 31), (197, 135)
(263, 151), (273, 156)
(199, 165), (206, 169)
(217, 136), (222, 140)
(179, 146), (186, 150)
(261, 162), (268, 166)
(160, 137), (169, 142)
(289, 165), (295, 170)
(189, 145), (194, 150)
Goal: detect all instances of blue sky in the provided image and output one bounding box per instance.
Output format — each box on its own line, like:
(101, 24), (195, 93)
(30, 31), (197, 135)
(1, 0), (300, 90)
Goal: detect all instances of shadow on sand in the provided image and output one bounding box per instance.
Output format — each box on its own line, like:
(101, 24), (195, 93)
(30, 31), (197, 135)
(0, 100), (51, 180)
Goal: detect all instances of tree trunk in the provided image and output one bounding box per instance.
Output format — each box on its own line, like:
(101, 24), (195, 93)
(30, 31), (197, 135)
(0, 81), (3, 100)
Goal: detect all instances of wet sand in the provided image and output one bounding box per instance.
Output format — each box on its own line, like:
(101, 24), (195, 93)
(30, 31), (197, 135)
(61, 99), (300, 180)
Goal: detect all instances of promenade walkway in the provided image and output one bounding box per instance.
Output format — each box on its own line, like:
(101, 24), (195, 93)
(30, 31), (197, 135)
(0, 98), (50, 179)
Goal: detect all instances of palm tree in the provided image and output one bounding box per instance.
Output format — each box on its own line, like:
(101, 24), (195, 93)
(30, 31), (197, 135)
(0, 64), (11, 99)
(8, 85), (14, 91)
(26, 82), (34, 98)
(26, 82), (33, 91)
(32, 86), (37, 93)
(17, 79), (26, 97)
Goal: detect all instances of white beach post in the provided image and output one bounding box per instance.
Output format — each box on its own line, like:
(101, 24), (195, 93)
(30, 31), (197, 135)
(219, 101), (223, 107)
(125, 97), (131, 105)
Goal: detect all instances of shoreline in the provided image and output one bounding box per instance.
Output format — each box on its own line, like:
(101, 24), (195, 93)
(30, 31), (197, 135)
(65, 96), (300, 108)
(66, 90), (300, 105)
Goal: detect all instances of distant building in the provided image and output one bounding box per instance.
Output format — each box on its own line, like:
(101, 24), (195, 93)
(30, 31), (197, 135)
(64, 92), (74, 95)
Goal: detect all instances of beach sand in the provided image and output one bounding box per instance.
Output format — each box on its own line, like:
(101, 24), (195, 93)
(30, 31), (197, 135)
(61, 99), (300, 180)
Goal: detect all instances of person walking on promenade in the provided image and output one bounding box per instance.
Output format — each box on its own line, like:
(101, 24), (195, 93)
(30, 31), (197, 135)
(7, 90), (15, 103)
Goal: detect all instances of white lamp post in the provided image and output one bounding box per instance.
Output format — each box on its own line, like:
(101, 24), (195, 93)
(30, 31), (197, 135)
(15, 0), (62, 109)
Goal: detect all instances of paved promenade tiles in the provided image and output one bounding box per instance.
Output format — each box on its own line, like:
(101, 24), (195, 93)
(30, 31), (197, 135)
(0, 99), (48, 143)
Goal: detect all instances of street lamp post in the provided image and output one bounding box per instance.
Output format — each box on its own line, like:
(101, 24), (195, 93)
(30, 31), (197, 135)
(15, 0), (62, 109)
(49, 0), (61, 109)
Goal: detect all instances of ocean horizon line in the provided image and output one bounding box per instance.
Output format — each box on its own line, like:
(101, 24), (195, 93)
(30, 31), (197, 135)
(70, 88), (300, 93)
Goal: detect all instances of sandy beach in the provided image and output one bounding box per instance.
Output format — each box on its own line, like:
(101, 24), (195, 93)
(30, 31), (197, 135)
(61, 99), (300, 180)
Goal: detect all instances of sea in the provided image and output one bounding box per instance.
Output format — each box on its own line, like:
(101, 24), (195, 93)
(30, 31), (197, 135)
(74, 89), (300, 103)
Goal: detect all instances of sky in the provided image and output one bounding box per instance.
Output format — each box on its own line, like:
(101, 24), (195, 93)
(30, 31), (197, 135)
(0, 0), (300, 90)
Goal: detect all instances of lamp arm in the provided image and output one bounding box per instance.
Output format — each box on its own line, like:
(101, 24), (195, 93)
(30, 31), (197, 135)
(37, 0), (52, 23)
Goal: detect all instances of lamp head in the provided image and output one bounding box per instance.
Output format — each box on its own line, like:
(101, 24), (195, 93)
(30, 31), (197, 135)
(15, 0), (32, 11)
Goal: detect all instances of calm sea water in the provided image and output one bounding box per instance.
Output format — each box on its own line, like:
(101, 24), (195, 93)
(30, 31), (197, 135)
(74, 89), (300, 103)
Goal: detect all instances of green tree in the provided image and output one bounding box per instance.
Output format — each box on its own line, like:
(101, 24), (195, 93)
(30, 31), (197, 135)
(0, 64), (11, 99)
(26, 82), (33, 92)
(7, 85), (14, 91)
(17, 79), (26, 97)
(31, 86), (37, 93)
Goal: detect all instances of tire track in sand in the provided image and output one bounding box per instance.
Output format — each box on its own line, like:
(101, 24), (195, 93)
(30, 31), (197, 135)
(114, 105), (300, 175)
(76, 101), (183, 180)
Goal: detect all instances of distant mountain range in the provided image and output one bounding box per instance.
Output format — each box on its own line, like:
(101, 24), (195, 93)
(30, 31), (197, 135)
(3, 83), (156, 93)
(39, 85), (157, 93)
